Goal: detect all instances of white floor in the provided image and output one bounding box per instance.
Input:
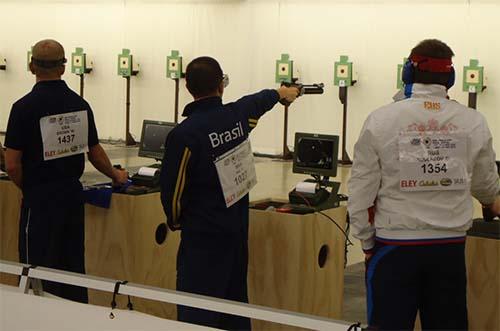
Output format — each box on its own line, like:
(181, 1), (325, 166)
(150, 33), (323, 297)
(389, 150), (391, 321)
(0, 284), (217, 331)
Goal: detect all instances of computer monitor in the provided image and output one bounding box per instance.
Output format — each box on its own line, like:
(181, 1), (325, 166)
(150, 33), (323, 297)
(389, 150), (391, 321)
(293, 132), (339, 178)
(138, 120), (176, 160)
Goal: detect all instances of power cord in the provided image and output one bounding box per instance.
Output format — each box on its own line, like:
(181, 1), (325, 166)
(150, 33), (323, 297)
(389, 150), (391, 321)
(344, 212), (352, 267)
(317, 210), (352, 268)
(293, 190), (354, 263)
(317, 210), (354, 246)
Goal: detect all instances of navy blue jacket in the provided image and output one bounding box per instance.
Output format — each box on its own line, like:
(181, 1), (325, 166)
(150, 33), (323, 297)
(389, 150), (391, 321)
(160, 89), (279, 234)
(5, 80), (99, 206)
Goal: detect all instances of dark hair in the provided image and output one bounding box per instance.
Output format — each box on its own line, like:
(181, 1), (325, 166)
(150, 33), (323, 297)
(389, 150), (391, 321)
(410, 39), (455, 87)
(185, 57), (223, 98)
(410, 39), (454, 59)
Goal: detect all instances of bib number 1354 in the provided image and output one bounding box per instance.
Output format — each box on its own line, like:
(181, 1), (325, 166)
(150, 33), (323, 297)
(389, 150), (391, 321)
(421, 163), (447, 174)
(399, 132), (467, 192)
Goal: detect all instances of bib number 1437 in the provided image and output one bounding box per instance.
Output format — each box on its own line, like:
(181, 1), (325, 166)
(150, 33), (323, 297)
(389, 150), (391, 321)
(58, 134), (76, 144)
(40, 110), (89, 161)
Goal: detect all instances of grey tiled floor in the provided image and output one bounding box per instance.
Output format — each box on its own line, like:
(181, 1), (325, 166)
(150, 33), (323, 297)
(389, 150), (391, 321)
(343, 262), (367, 324)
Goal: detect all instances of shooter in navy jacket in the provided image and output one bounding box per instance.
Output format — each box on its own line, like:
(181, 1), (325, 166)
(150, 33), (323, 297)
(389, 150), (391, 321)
(160, 56), (299, 330)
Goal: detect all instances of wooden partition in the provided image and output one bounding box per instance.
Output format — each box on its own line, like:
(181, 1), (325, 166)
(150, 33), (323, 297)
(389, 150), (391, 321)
(0, 180), (22, 286)
(0, 181), (180, 317)
(85, 192), (180, 319)
(466, 236), (500, 330)
(248, 204), (347, 330)
(0, 181), (350, 330)
(3, 179), (500, 330)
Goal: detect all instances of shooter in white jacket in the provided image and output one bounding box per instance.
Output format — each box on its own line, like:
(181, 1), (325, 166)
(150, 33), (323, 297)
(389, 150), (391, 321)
(348, 39), (500, 330)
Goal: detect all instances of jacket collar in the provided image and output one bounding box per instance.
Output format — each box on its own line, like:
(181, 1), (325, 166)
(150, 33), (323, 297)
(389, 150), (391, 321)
(183, 96), (223, 117)
(32, 79), (67, 91)
(406, 83), (448, 99)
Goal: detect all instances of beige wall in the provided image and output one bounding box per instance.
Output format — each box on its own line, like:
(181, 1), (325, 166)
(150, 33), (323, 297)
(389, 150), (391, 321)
(0, 0), (498, 156)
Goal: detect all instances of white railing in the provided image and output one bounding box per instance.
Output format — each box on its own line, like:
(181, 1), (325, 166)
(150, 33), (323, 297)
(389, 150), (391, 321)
(0, 260), (362, 331)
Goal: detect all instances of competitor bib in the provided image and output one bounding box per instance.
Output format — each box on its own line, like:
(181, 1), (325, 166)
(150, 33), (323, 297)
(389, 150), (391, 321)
(399, 132), (468, 192)
(214, 139), (257, 208)
(40, 110), (89, 161)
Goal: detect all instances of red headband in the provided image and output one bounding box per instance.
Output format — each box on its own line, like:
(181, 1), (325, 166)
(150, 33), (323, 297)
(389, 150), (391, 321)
(410, 55), (453, 73)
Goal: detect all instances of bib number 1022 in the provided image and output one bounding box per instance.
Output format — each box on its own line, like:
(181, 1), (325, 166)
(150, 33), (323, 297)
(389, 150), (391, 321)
(421, 163), (447, 174)
(234, 171), (248, 186)
(58, 134), (75, 144)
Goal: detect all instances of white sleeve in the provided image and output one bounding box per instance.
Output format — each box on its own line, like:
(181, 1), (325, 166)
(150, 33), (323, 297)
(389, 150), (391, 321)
(471, 120), (499, 205)
(347, 115), (381, 251)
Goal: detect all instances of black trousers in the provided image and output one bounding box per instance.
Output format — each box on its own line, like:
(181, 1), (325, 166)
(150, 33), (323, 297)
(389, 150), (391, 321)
(18, 199), (88, 303)
(176, 231), (251, 331)
(366, 242), (468, 330)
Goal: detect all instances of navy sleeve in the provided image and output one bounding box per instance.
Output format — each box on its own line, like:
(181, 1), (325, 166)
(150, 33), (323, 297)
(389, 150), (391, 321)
(4, 104), (27, 151)
(87, 107), (99, 147)
(160, 129), (194, 231)
(233, 89), (280, 131)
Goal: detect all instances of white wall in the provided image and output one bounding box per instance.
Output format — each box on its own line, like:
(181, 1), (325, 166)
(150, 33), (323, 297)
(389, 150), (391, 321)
(0, 0), (499, 155)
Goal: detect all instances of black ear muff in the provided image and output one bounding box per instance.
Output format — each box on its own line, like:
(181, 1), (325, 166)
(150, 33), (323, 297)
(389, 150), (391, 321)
(402, 60), (415, 85)
(32, 58), (67, 69)
(446, 67), (456, 89)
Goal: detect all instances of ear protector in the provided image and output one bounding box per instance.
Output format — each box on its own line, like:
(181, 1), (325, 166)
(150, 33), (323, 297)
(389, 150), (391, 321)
(402, 55), (455, 89)
(31, 57), (67, 69)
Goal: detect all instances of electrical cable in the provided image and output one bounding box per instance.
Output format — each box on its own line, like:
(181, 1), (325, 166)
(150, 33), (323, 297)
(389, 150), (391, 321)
(293, 190), (353, 246)
(319, 208), (352, 268)
(293, 190), (353, 268)
(344, 212), (352, 268)
(317, 210), (353, 247)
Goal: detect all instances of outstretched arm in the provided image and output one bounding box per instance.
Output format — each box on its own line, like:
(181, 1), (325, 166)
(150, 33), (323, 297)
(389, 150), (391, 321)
(234, 86), (300, 131)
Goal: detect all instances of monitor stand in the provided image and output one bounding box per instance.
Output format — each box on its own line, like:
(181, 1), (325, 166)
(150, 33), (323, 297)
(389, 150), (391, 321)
(288, 176), (347, 211)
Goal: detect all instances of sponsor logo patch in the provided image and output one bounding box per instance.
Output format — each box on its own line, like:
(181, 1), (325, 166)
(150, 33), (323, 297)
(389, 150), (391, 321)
(419, 180), (439, 187)
(424, 101), (441, 111)
(410, 138), (421, 146)
(440, 178), (453, 187)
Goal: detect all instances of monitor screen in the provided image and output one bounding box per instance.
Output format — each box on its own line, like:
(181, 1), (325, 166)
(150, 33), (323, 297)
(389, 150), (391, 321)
(293, 132), (339, 177)
(138, 120), (176, 160)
